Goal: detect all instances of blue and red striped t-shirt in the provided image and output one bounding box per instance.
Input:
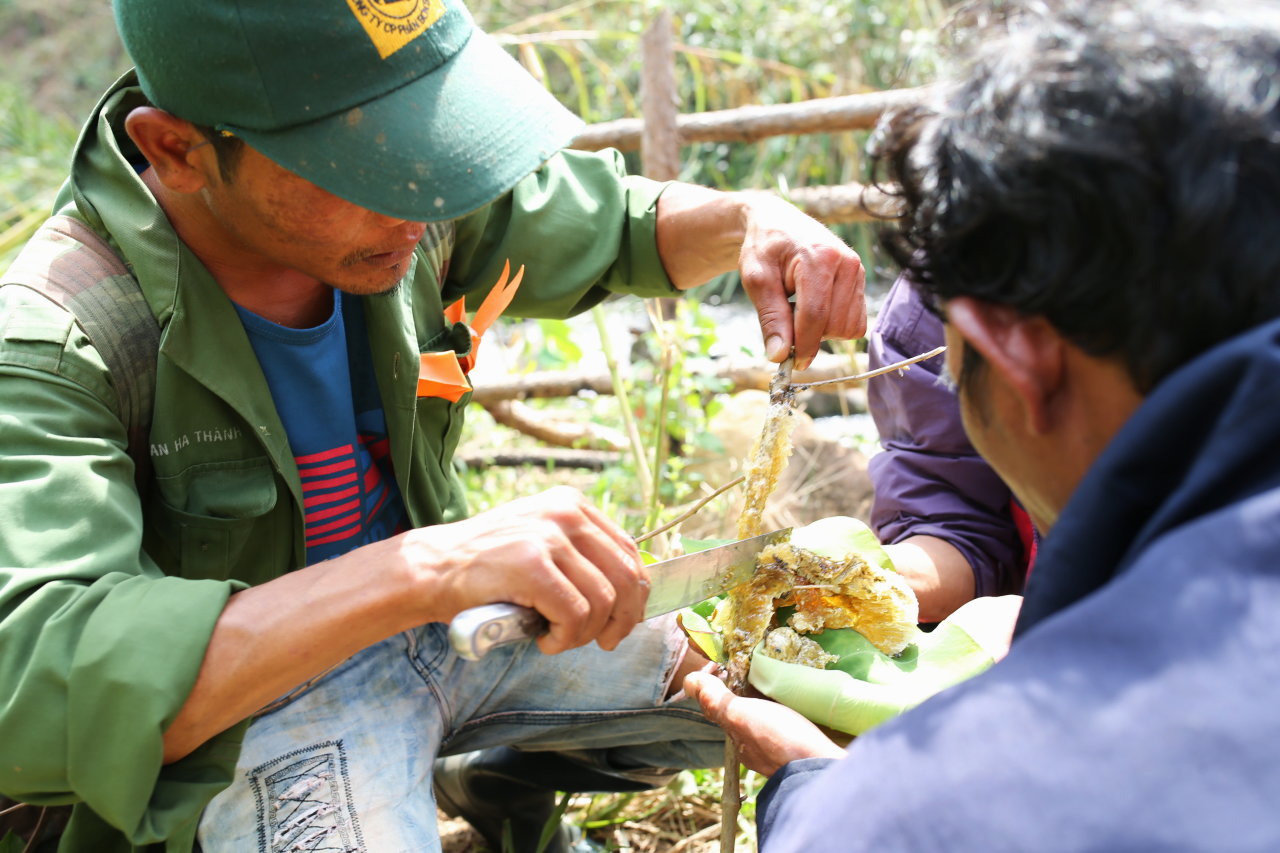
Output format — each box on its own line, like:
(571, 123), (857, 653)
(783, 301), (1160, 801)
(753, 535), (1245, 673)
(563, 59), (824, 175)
(235, 293), (407, 564)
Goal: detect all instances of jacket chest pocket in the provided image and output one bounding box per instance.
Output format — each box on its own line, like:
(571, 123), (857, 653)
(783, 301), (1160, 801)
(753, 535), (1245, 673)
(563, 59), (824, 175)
(147, 457), (282, 581)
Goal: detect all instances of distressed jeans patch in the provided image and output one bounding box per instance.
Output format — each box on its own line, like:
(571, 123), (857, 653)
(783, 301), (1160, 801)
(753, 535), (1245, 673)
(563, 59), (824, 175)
(249, 741), (364, 853)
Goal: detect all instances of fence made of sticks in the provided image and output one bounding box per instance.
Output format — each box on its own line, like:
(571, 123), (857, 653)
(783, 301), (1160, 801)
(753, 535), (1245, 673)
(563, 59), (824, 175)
(564, 8), (924, 224)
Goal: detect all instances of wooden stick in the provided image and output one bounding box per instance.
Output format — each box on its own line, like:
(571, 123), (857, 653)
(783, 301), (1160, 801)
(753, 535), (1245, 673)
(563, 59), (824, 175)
(720, 742), (741, 853)
(792, 345), (947, 391)
(569, 87), (929, 151)
(640, 10), (680, 181)
(634, 475), (746, 545)
(719, 355), (795, 853)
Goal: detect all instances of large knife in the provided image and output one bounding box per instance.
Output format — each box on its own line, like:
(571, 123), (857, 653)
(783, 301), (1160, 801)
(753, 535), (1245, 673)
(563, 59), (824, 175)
(447, 527), (792, 660)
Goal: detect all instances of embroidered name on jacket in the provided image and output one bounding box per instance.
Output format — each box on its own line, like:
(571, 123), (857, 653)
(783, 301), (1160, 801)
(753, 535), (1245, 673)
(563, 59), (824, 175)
(150, 427), (245, 457)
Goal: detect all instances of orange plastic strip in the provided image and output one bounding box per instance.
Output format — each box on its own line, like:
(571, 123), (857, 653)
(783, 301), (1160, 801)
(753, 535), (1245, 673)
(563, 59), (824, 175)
(443, 296), (467, 325)
(472, 260), (526, 336)
(458, 260), (527, 374)
(417, 351), (470, 402)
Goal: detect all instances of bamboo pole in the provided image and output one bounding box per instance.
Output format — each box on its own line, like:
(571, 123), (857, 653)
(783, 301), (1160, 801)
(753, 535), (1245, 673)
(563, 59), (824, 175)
(570, 86), (928, 152)
(781, 182), (904, 223)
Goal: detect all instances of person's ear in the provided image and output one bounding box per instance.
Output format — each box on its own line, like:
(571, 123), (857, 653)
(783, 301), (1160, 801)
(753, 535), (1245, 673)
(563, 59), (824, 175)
(946, 296), (1064, 435)
(124, 107), (215, 193)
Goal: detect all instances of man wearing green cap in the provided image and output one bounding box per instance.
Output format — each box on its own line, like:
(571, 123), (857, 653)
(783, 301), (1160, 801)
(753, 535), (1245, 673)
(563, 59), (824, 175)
(0, 0), (866, 850)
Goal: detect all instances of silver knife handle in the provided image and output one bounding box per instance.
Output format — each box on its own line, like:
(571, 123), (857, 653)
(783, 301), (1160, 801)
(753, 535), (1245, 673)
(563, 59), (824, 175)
(448, 603), (549, 661)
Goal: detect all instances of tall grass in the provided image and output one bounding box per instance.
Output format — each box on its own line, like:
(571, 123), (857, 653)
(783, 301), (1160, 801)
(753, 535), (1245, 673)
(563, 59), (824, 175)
(0, 83), (78, 265)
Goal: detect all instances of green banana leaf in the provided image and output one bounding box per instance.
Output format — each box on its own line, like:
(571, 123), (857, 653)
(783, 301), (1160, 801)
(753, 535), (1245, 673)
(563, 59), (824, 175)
(677, 605), (725, 663)
(748, 618), (994, 735)
(673, 517), (994, 736)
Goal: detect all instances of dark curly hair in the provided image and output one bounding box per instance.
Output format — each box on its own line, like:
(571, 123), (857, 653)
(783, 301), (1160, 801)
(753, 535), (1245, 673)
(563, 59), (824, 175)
(870, 0), (1280, 393)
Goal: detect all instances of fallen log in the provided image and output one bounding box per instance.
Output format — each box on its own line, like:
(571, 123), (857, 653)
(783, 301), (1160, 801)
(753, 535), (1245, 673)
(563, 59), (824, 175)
(481, 399), (629, 452)
(468, 351), (866, 405)
(456, 447), (622, 471)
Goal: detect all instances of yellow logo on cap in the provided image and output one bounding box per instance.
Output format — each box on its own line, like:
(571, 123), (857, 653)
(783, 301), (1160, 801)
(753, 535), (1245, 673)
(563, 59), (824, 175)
(346, 0), (446, 60)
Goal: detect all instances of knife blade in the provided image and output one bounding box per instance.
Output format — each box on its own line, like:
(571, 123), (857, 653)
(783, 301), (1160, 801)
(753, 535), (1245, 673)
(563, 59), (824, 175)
(447, 527), (792, 660)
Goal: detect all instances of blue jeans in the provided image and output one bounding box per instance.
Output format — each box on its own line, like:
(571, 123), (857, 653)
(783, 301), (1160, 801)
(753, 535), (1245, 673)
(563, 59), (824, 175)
(197, 615), (723, 853)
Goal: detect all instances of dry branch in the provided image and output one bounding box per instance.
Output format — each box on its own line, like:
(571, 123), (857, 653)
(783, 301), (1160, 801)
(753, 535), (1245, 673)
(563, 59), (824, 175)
(480, 399), (628, 451)
(468, 352), (865, 406)
(456, 447), (621, 471)
(570, 87), (930, 151)
(782, 182), (904, 223)
(794, 345), (947, 391)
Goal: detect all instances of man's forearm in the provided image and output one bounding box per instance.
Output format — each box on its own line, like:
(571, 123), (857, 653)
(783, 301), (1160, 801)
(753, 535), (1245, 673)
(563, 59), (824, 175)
(654, 182), (750, 289)
(884, 535), (978, 622)
(161, 486), (647, 763)
(161, 535), (427, 763)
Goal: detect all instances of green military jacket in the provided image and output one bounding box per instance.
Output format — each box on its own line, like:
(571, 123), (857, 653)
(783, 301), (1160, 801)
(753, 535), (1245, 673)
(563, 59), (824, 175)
(0, 72), (678, 852)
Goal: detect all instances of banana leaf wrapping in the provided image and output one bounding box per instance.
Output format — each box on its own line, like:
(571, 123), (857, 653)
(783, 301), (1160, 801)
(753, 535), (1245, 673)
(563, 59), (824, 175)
(677, 518), (995, 736)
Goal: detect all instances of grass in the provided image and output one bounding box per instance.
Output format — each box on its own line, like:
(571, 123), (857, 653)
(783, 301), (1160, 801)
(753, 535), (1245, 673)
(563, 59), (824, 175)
(439, 767), (769, 852)
(0, 83), (78, 265)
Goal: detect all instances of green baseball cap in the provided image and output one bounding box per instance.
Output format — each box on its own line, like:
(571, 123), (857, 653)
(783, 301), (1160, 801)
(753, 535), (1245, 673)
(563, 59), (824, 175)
(113, 0), (584, 221)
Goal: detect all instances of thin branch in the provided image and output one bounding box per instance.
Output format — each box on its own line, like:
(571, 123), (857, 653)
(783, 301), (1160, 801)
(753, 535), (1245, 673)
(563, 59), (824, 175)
(593, 306), (653, 506)
(23, 806), (49, 853)
(792, 345), (946, 391)
(633, 475), (746, 545)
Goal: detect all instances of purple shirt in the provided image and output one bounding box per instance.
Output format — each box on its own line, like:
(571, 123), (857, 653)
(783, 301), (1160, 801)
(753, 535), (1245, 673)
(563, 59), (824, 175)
(866, 277), (1025, 597)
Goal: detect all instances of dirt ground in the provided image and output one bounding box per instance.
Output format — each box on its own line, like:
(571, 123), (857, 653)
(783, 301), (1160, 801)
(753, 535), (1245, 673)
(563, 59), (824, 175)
(438, 785), (735, 853)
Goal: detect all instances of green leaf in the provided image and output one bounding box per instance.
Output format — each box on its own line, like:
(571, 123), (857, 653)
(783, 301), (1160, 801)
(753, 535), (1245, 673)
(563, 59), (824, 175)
(534, 791), (574, 853)
(0, 833), (25, 853)
(674, 535), (733, 555)
(689, 594), (723, 620)
(676, 608), (724, 662)
(748, 616), (995, 736)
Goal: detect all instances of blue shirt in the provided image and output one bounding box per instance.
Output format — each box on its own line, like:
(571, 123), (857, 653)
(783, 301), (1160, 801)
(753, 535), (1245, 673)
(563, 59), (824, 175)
(235, 293), (407, 563)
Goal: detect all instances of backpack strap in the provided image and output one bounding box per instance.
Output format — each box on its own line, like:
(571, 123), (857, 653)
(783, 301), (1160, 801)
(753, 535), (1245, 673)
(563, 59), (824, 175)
(1, 214), (159, 476)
